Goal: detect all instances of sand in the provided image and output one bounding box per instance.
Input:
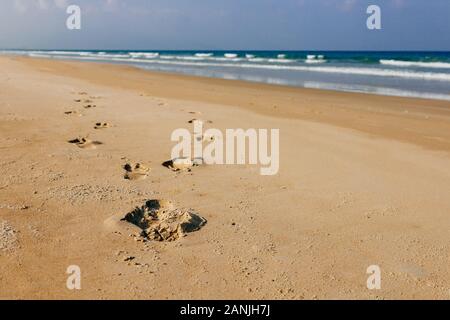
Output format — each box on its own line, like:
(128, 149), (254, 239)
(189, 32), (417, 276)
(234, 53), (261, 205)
(0, 55), (449, 300)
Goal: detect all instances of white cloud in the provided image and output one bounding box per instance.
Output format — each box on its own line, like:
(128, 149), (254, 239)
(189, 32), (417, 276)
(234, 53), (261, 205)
(13, 0), (27, 13)
(13, 0), (70, 13)
(342, 0), (357, 11)
(54, 0), (69, 9)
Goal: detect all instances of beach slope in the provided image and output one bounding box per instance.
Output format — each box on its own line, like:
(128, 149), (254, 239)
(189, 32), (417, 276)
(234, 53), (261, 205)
(0, 56), (449, 299)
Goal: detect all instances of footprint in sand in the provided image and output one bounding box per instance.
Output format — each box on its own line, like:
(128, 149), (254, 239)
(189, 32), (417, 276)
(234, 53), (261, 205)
(68, 137), (103, 149)
(123, 163), (150, 180)
(122, 199), (207, 242)
(64, 111), (82, 117)
(162, 157), (203, 172)
(84, 104), (97, 109)
(94, 122), (112, 129)
(188, 119), (213, 124)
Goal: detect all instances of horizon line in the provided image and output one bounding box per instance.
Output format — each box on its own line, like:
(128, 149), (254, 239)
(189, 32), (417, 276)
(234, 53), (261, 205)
(2, 48), (450, 53)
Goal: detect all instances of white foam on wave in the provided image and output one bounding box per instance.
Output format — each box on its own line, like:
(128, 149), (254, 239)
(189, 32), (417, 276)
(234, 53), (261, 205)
(28, 53), (51, 58)
(248, 58), (265, 62)
(209, 56), (242, 62)
(22, 51), (450, 82)
(173, 56), (205, 61)
(151, 57), (450, 81)
(380, 59), (450, 69)
(195, 53), (213, 58)
(305, 59), (326, 64)
(303, 65), (450, 81)
(268, 58), (293, 63)
(122, 57), (450, 82)
(224, 53), (238, 58)
(25, 50), (92, 56)
(48, 50), (91, 56)
(7, 50), (450, 101)
(306, 54), (326, 64)
(92, 53), (130, 58)
(129, 52), (159, 58)
(303, 81), (450, 101)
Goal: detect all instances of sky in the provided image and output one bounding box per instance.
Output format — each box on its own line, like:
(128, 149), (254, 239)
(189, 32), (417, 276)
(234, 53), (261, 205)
(0, 0), (449, 51)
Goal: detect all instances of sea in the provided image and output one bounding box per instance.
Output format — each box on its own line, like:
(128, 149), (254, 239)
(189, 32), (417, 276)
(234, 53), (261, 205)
(2, 50), (450, 101)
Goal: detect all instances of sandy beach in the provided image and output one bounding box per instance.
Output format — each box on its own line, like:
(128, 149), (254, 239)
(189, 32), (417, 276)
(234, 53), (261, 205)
(1, 55), (450, 300)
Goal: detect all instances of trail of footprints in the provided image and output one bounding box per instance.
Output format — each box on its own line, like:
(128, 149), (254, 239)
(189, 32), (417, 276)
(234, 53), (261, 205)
(65, 91), (207, 242)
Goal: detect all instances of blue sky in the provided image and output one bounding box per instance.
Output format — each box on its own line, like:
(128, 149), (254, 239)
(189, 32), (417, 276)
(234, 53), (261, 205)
(0, 0), (449, 50)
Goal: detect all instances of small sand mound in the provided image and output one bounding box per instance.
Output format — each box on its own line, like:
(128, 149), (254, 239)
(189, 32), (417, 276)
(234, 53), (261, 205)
(94, 122), (112, 129)
(0, 220), (18, 252)
(68, 137), (102, 149)
(162, 157), (202, 172)
(123, 163), (150, 180)
(123, 200), (207, 242)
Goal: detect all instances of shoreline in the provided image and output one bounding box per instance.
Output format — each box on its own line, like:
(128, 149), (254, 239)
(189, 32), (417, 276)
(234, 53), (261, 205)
(4, 50), (450, 102)
(14, 55), (450, 152)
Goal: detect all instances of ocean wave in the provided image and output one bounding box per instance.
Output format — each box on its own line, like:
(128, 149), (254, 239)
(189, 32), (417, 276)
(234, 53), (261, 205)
(380, 59), (450, 69)
(116, 57), (450, 82)
(20, 52), (450, 82)
(129, 52), (159, 58)
(305, 59), (326, 64)
(268, 58), (293, 63)
(224, 53), (238, 58)
(248, 58), (265, 62)
(91, 53), (131, 58)
(306, 54), (326, 64)
(6, 50), (450, 101)
(170, 55), (205, 61)
(195, 53), (213, 57)
(303, 81), (450, 101)
(44, 50), (92, 56)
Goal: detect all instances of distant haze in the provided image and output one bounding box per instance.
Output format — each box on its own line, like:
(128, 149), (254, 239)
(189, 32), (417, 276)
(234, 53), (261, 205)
(1, 0), (449, 51)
